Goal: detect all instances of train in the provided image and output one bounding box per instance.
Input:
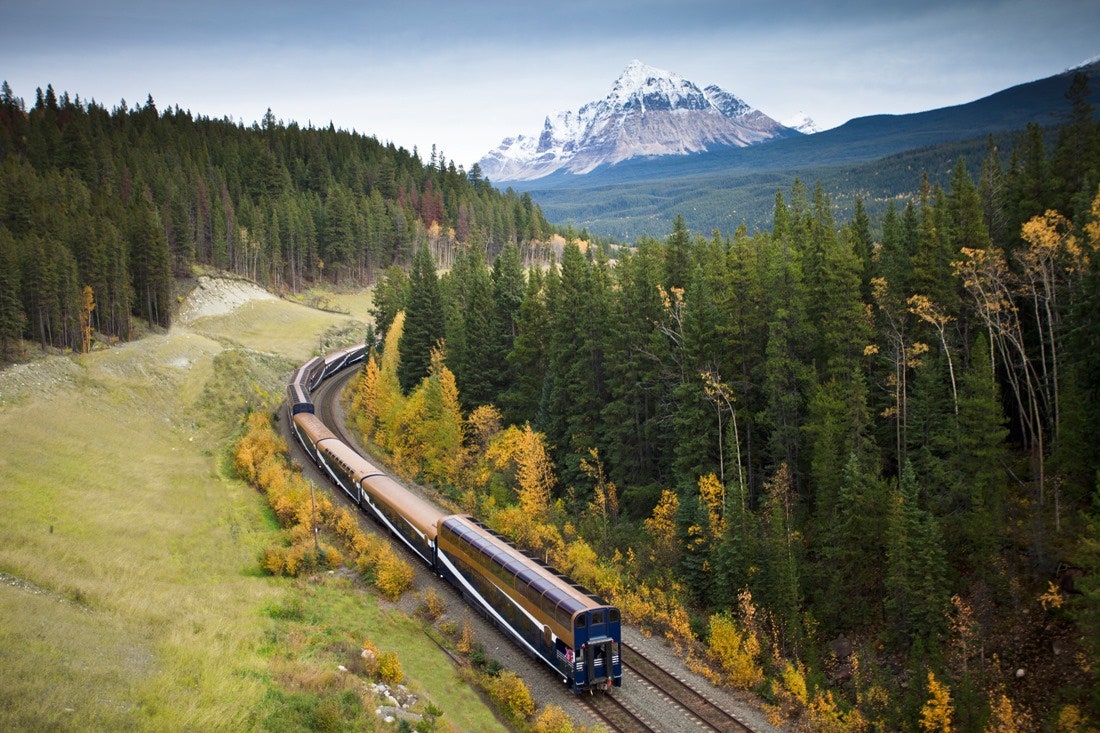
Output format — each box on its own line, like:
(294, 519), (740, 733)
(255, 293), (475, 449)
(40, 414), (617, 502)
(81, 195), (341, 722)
(285, 345), (623, 693)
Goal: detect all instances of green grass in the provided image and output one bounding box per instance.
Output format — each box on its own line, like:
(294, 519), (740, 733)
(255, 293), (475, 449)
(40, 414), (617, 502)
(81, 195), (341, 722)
(0, 288), (508, 732)
(259, 576), (508, 733)
(0, 332), (281, 730)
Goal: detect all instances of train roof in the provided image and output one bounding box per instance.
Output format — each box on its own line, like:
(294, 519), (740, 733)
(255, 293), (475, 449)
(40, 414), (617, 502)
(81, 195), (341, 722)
(293, 356), (323, 381)
(440, 515), (609, 616)
(292, 411), (337, 445)
(361, 472), (444, 540)
(319, 437), (377, 486)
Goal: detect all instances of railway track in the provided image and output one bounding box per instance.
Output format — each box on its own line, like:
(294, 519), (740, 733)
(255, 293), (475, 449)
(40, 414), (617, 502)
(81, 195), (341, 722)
(622, 644), (753, 732)
(305, 362), (761, 733)
(580, 691), (655, 733)
(310, 366), (359, 447)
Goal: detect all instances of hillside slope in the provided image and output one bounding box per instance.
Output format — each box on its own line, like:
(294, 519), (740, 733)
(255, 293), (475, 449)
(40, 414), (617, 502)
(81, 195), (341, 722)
(0, 282), (505, 731)
(521, 59), (1100, 236)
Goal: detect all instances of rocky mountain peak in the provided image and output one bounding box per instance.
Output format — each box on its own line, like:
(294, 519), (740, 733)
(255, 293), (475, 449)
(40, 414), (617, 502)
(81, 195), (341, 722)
(478, 61), (801, 182)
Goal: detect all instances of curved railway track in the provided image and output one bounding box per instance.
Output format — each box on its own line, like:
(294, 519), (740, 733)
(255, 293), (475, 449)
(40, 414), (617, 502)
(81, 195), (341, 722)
(622, 644), (753, 732)
(580, 690), (655, 733)
(310, 366), (359, 448)
(302, 360), (761, 733)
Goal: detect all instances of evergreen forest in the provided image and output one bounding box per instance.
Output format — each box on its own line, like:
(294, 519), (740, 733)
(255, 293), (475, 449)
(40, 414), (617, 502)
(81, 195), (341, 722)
(0, 81), (553, 357)
(3, 74), (1100, 730)
(358, 76), (1100, 731)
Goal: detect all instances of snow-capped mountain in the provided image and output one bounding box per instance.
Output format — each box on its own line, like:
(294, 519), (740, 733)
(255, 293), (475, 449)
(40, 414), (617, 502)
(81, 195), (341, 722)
(478, 60), (801, 182)
(781, 111), (819, 135)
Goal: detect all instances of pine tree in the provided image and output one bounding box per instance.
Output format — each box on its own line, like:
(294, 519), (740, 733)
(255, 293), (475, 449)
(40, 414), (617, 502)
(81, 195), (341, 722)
(849, 196), (875, 303)
(503, 266), (548, 427)
(538, 242), (609, 493)
(128, 198), (172, 328)
(948, 158), (990, 253)
(802, 182), (868, 382)
(910, 177), (958, 315)
(815, 451), (890, 632)
(758, 464), (802, 650)
(487, 242), (525, 405)
(676, 489), (714, 606)
(885, 462), (950, 645)
(369, 265), (409, 341)
(979, 136), (1011, 249)
(1069, 484), (1100, 710)
(665, 213), (692, 291)
(601, 237), (672, 490)
(762, 204), (812, 480)
(0, 226), (25, 357)
(712, 475), (757, 611)
(950, 333), (1008, 581)
(443, 242), (495, 408)
(398, 243), (444, 393)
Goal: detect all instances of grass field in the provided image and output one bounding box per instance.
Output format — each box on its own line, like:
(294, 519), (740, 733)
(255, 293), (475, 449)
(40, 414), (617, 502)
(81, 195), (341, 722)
(0, 286), (506, 732)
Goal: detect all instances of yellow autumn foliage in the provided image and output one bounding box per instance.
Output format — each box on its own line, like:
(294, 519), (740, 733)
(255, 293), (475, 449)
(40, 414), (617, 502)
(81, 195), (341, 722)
(376, 651), (403, 685)
(234, 410), (413, 595)
(644, 489), (680, 565)
(697, 473), (726, 537)
(487, 670), (535, 721)
(984, 688), (1033, 733)
(706, 610), (763, 690)
(532, 704), (575, 733)
(920, 671), (954, 733)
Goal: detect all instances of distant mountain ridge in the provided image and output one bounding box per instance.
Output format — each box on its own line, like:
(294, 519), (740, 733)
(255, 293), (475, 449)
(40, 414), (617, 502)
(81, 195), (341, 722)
(478, 60), (800, 182)
(519, 57), (1100, 239)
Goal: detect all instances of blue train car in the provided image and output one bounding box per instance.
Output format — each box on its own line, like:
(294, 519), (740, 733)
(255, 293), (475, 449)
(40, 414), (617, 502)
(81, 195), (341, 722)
(436, 515), (622, 692)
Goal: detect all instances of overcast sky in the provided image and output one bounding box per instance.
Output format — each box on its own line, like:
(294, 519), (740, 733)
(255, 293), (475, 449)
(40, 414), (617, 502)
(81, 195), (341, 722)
(2, 1), (1099, 168)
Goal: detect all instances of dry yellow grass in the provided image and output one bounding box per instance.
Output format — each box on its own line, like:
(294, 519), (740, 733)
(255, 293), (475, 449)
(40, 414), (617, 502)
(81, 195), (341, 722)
(186, 297), (361, 363)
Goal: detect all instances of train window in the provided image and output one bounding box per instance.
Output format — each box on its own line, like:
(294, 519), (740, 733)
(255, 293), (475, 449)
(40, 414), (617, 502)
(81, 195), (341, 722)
(575, 616), (586, 629)
(592, 611), (604, 625)
(610, 609), (620, 623)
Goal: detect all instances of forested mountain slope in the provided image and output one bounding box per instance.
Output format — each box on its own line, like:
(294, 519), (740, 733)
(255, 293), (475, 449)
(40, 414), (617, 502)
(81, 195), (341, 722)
(0, 82), (553, 357)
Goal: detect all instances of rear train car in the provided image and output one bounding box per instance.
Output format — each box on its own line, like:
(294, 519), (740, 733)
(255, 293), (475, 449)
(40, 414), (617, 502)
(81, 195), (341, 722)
(435, 515), (622, 692)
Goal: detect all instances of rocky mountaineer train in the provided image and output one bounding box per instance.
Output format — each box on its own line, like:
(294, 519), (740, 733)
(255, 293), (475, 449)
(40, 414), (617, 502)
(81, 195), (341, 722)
(286, 346), (623, 693)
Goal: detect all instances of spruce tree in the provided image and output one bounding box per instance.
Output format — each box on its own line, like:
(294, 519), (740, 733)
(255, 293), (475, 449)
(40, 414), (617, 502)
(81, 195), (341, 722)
(488, 242), (525, 405)
(950, 333), (1009, 581)
(601, 237), (671, 491)
(815, 451), (890, 633)
(538, 242), (609, 494)
(0, 226), (25, 357)
(398, 243), (444, 393)
(369, 265), (409, 341)
(502, 266), (548, 426)
(664, 213), (692, 291)
(885, 461), (950, 646)
(444, 243), (495, 409)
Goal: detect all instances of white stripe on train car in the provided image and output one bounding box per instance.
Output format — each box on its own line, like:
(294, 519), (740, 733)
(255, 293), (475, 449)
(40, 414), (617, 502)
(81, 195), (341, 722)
(435, 551), (558, 670)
